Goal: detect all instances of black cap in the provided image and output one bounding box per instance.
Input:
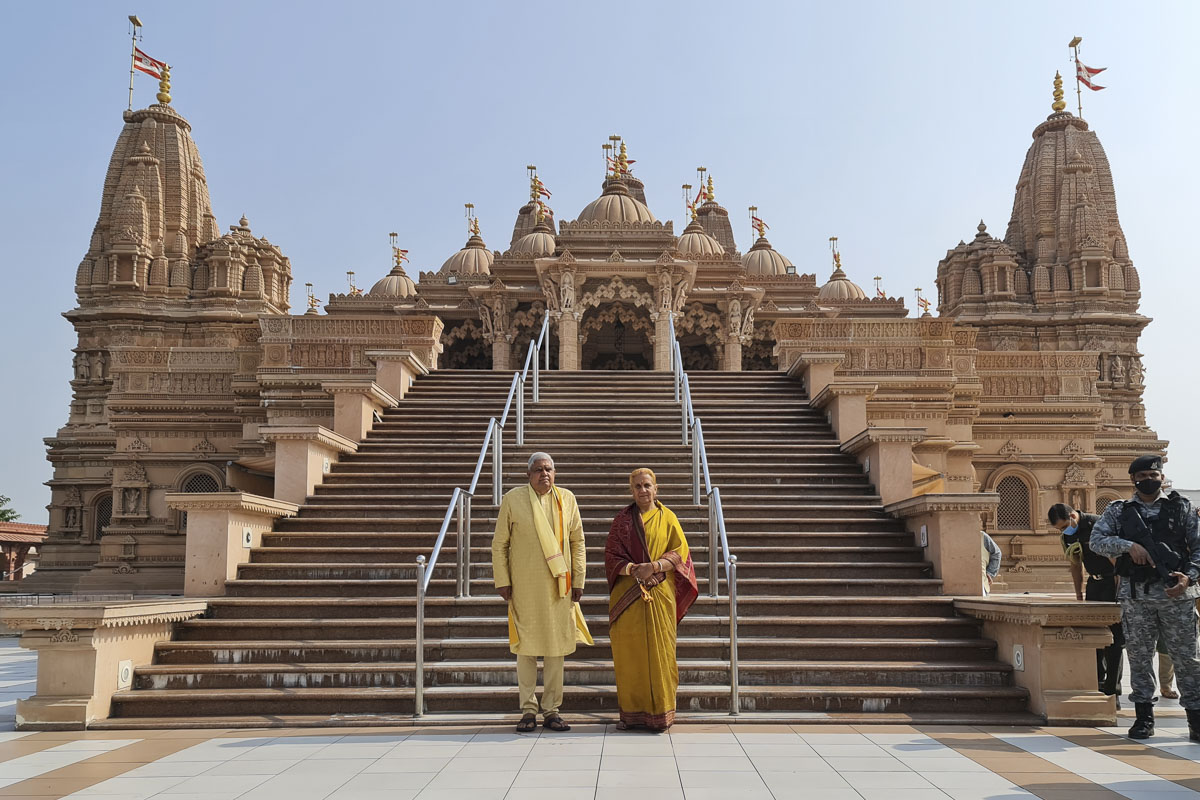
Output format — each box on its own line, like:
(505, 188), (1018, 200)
(1128, 454), (1164, 474)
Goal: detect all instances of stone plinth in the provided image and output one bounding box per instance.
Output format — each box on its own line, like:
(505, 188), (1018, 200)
(955, 595), (1120, 725)
(886, 493), (1000, 596)
(786, 352), (843, 398)
(365, 349), (430, 402)
(321, 380), (399, 442)
(261, 425), (357, 506)
(167, 492), (298, 597)
(810, 382), (878, 445)
(843, 427), (927, 505)
(1, 600), (208, 729)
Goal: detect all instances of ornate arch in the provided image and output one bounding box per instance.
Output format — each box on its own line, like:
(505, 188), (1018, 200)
(578, 276), (653, 311)
(440, 318), (491, 370)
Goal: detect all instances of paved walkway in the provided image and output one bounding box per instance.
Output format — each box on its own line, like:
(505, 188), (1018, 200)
(2, 641), (1200, 799)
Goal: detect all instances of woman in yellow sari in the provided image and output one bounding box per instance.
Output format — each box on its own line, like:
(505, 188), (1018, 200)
(605, 468), (698, 731)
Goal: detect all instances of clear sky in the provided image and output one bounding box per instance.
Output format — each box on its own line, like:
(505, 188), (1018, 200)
(1, 1), (1195, 521)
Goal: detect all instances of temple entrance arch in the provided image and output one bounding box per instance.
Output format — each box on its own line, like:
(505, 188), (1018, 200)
(580, 303), (654, 370)
(675, 301), (721, 371)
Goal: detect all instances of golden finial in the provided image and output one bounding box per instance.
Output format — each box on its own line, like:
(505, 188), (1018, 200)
(1052, 70), (1066, 113)
(706, 175), (715, 204)
(471, 218), (480, 236)
(618, 141), (629, 175)
(305, 282), (319, 311)
(156, 63), (172, 105)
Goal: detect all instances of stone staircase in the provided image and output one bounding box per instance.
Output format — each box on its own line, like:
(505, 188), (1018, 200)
(97, 370), (1034, 727)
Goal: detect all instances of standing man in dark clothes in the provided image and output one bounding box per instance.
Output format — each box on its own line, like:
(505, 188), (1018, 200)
(1050, 502), (1123, 708)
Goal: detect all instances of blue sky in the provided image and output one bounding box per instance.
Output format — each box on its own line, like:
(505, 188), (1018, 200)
(1, 1), (1195, 519)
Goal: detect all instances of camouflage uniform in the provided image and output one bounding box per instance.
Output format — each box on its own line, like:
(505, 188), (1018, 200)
(1090, 491), (1200, 709)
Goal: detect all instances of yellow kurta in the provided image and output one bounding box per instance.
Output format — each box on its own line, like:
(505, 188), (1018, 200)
(492, 484), (586, 657)
(609, 504), (689, 729)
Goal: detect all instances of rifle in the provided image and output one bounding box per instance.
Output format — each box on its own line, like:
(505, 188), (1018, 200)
(1120, 503), (1182, 587)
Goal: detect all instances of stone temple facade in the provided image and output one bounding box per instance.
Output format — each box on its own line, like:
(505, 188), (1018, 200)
(25, 76), (1164, 594)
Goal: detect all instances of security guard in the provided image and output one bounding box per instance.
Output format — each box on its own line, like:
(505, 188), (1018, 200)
(1090, 454), (1200, 740)
(1049, 503), (1123, 707)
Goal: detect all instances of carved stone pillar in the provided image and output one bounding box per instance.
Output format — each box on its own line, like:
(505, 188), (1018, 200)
(723, 337), (742, 372)
(654, 312), (673, 371)
(558, 312), (580, 370)
(492, 338), (511, 372)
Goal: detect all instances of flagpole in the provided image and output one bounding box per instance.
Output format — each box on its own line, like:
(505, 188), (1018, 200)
(127, 15), (143, 111)
(1068, 36), (1083, 117)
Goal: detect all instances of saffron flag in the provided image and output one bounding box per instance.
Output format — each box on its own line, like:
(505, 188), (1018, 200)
(876, 287), (886, 299)
(134, 47), (166, 80)
(1077, 60), (1106, 91)
(535, 178), (552, 198)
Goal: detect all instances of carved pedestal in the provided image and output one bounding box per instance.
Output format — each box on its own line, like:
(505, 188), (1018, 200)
(1, 600), (208, 729)
(167, 492), (298, 597)
(365, 350), (429, 402)
(322, 380), (399, 442)
(844, 427), (928, 506)
(885, 493), (1000, 596)
(955, 596), (1120, 725)
(261, 426), (358, 506)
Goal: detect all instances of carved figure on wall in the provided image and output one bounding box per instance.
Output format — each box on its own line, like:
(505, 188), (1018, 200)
(123, 487), (141, 515)
(560, 270), (575, 311)
(741, 306), (756, 341)
(73, 352), (90, 382)
(63, 486), (81, 531)
(540, 275), (560, 312)
(659, 271), (672, 310)
(478, 303), (494, 338)
(672, 275), (691, 312)
(1130, 358), (1144, 387)
(91, 351), (107, 384)
(728, 298), (742, 338)
(1110, 355), (1125, 385)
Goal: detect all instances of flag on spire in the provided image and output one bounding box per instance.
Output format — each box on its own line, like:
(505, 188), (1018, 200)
(133, 47), (166, 80)
(1076, 60), (1106, 91)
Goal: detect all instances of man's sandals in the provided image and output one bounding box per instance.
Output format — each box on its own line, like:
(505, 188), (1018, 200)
(516, 713), (537, 733)
(543, 713), (571, 732)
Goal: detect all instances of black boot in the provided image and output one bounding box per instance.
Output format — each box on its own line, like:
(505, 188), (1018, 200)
(1187, 709), (1200, 742)
(1129, 702), (1155, 739)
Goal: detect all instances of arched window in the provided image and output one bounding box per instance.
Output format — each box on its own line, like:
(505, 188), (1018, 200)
(996, 475), (1032, 530)
(178, 471), (222, 531)
(93, 493), (112, 540)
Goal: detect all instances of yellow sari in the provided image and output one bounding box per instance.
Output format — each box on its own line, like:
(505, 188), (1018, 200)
(607, 503), (691, 730)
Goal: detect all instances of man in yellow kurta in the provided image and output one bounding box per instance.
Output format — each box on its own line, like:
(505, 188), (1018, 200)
(492, 452), (590, 732)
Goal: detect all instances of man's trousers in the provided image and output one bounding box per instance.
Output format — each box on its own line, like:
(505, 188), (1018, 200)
(517, 655), (564, 715)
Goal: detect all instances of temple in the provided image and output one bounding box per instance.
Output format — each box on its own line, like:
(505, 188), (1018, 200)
(27, 69), (1162, 597)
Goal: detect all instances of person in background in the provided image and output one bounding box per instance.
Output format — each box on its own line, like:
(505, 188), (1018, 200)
(982, 531), (1002, 595)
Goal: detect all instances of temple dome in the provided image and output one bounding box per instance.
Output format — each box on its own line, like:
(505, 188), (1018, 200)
(369, 265), (418, 298)
(742, 236), (793, 276)
(676, 219), (725, 257)
(440, 232), (494, 275)
(512, 220), (557, 257)
(576, 180), (655, 223)
(817, 264), (867, 301)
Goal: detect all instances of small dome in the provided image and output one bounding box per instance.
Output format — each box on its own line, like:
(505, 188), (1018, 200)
(369, 265), (418, 298)
(742, 236), (793, 276)
(513, 220), (556, 258)
(676, 218), (725, 257)
(440, 233), (494, 275)
(817, 264), (867, 301)
(576, 180), (656, 223)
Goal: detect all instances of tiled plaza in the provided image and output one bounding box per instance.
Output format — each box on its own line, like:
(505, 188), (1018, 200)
(2, 640), (1200, 800)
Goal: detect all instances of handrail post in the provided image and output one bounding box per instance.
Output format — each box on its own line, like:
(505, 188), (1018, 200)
(692, 424), (701, 506)
(463, 493), (473, 598)
(708, 495), (718, 598)
(728, 553), (739, 716)
(455, 491), (465, 598)
(493, 426), (503, 506)
(533, 345), (540, 404)
(680, 386), (689, 446)
(544, 326), (550, 371)
(516, 377), (525, 446)
(414, 555), (426, 718)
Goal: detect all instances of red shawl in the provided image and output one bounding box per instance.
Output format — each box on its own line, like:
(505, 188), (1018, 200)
(605, 503), (698, 625)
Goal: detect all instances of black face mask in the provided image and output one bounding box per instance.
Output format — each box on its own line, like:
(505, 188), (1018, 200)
(1136, 479), (1163, 496)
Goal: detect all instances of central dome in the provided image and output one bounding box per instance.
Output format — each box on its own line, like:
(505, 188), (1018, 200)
(817, 263), (867, 301)
(676, 218), (725, 256)
(576, 180), (655, 223)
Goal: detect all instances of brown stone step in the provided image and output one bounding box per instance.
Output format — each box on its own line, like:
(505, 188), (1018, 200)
(133, 659), (1013, 691)
(107, 683), (1028, 718)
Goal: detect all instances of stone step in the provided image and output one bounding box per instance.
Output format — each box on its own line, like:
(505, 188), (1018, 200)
(151, 636), (995, 665)
(133, 659), (1014, 691)
(230, 561), (932, 582)
(247, 546), (924, 565)
(107, 683), (1029, 717)
(270, 518), (905, 533)
(223, 577), (943, 598)
(259, 531), (915, 548)
(202, 596), (960, 620)
(171, 616), (976, 642)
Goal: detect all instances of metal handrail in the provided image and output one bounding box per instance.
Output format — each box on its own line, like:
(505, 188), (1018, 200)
(665, 313), (739, 715)
(414, 311), (551, 718)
